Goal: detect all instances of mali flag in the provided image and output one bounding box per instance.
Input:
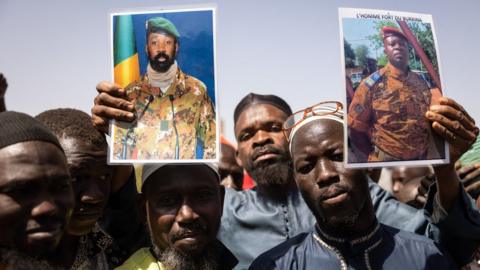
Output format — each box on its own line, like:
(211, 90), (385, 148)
(114, 15), (140, 88)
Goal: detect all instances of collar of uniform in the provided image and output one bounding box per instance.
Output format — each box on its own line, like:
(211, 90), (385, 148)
(142, 67), (186, 98)
(314, 219), (383, 257)
(386, 63), (410, 81)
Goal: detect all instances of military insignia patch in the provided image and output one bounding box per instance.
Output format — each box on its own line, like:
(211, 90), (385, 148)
(365, 71), (381, 88)
(354, 104), (364, 114)
(160, 120), (169, 131)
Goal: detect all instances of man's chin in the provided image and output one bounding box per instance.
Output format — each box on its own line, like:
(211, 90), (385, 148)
(249, 159), (293, 188)
(156, 244), (218, 270)
(173, 238), (208, 257)
(150, 61), (174, 73)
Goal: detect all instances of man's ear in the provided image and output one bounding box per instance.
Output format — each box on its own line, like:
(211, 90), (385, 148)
(235, 149), (243, 167)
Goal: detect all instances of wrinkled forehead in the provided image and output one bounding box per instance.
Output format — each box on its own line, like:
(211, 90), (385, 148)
(0, 141), (69, 183)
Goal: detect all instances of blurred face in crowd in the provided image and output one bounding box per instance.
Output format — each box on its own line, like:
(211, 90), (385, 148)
(0, 141), (74, 257)
(234, 104), (292, 189)
(384, 35), (409, 70)
(60, 137), (112, 236)
(143, 165), (222, 270)
(147, 32), (177, 72)
(391, 166), (431, 208)
(219, 143), (243, 190)
(290, 119), (370, 230)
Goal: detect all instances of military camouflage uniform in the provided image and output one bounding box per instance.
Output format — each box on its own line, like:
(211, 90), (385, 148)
(112, 67), (216, 160)
(348, 63), (443, 162)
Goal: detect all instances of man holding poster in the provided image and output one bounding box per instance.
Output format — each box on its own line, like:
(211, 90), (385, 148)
(348, 26), (444, 163)
(110, 14), (217, 162)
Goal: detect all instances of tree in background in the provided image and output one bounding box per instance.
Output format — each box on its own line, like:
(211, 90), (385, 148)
(355, 45), (370, 68)
(367, 20), (438, 72)
(344, 39), (356, 68)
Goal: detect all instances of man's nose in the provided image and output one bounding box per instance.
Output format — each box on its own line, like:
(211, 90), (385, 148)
(155, 41), (167, 52)
(31, 197), (59, 218)
(316, 159), (339, 185)
(252, 130), (273, 148)
(176, 203), (199, 224)
(392, 181), (402, 194)
(80, 182), (105, 205)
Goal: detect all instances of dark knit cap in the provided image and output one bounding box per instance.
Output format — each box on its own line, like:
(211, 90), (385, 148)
(233, 93), (292, 125)
(0, 111), (63, 151)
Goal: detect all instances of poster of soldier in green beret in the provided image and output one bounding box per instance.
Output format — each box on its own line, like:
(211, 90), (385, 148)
(339, 8), (448, 168)
(109, 7), (218, 163)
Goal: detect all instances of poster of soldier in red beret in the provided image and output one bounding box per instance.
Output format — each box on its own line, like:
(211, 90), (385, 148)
(339, 8), (448, 168)
(109, 7), (218, 164)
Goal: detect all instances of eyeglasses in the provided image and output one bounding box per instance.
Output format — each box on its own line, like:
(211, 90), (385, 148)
(282, 101), (343, 142)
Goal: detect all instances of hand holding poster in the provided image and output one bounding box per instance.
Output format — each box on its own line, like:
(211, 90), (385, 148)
(339, 8), (449, 168)
(109, 7), (218, 164)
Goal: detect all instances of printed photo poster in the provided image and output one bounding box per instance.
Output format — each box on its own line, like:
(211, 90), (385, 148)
(339, 8), (449, 168)
(109, 7), (218, 164)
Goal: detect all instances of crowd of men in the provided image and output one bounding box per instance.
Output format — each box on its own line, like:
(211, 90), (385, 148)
(1, 21), (480, 270)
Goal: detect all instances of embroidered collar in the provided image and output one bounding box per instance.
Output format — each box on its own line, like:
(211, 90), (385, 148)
(314, 220), (383, 257)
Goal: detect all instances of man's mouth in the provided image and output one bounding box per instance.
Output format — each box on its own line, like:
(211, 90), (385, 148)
(72, 208), (103, 220)
(322, 191), (348, 205)
(320, 186), (350, 206)
(253, 148), (281, 163)
(255, 152), (279, 162)
(26, 223), (63, 241)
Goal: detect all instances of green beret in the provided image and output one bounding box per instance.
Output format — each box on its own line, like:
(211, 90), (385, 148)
(146, 17), (180, 39)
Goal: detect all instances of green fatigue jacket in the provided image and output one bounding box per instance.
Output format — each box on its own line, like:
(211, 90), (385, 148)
(112, 68), (216, 160)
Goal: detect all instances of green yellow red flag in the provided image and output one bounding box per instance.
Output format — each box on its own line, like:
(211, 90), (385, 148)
(114, 15), (140, 88)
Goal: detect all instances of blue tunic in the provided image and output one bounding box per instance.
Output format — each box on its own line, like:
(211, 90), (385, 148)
(218, 180), (480, 269)
(249, 222), (457, 270)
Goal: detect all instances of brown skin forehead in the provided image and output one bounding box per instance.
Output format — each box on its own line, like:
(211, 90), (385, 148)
(392, 166), (431, 183)
(291, 119), (343, 159)
(0, 141), (70, 184)
(144, 165), (220, 196)
(234, 104), (289, 138)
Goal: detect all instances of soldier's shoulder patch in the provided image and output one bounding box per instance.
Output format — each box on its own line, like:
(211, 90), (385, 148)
(364, 71), (382, 89)
(354, 104), (364, 114)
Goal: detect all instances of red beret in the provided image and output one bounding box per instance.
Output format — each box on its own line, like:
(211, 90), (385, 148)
(381, 26), (408, 41)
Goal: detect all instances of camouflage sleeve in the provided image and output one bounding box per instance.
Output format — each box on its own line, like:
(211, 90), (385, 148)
(348, 82), (372, 133)
(197, 89), (217, 159)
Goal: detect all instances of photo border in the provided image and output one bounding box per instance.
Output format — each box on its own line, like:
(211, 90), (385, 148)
(338, 7), (449, 168)
(108, 4), (219, 164)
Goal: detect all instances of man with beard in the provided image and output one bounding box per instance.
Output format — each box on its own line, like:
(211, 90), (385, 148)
(91, 91), (480, 268)
(116, 163), (237, 270)
(107, 16), (216, 160)
(250, 102), (460, 269)
(348, 26), (444, 162)
(0, 111), (75, 270)
(223, 93), (480, 269)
